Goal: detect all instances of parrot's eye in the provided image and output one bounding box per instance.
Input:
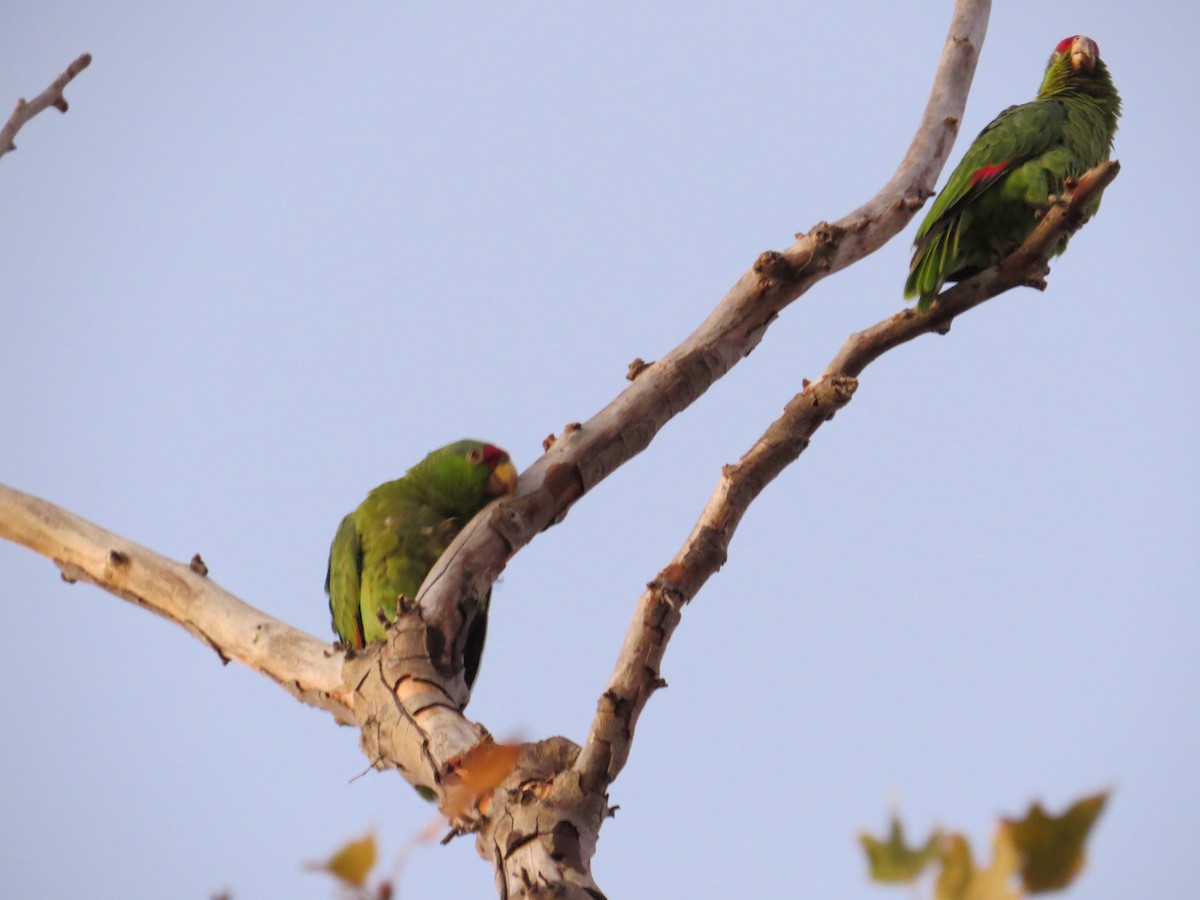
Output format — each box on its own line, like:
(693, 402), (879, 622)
(467, 447), (484, 465)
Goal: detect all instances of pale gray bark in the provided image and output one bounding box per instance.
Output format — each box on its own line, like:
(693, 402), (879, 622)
(0, 484), (351, 723)
(0, 53), (92, 159)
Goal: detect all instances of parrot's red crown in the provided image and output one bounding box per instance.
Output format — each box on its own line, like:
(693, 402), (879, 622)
(1056, 35), (1099, 58)
(480, 444), (508, 468)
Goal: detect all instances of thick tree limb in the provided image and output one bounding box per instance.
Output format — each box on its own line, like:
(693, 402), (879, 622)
(415, 0), (993, 693)
(575, 159), (1121, 793)
(0, 483), (353, 723)
(0, 53), (92, 160)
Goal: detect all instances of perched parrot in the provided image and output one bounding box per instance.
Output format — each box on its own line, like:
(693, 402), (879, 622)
(326, 439), (518, 687)
(905, 35), (1121, 310)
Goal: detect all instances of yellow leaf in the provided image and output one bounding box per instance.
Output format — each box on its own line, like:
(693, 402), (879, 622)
(935, 828), (1021, 900)
(310, 831), (377, 888)
(967, 827), (1021, 900)
(935, 833), (975, 900)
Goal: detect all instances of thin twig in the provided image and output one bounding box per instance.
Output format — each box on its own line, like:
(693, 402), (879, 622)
(0, 53), (92, 160)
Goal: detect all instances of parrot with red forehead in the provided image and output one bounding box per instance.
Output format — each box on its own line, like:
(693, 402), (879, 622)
(326, 439), (518, 687)
(905, 35), (1121, 310)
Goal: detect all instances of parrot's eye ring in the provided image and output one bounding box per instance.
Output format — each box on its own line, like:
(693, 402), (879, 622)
(467, 448), (484, 465)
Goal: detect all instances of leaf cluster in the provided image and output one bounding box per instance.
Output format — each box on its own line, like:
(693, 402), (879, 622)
(860, 791), (1108, 899)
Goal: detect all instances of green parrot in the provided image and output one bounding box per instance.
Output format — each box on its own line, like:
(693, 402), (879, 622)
(905, 35), (1121, 310)
(326, 439), (518, 687)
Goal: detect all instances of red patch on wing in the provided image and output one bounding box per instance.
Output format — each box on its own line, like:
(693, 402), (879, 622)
(969, 160), (1010, 186)
(480, 444), (509, 468)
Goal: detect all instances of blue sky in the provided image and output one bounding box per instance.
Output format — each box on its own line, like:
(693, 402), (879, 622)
(2, 2), (1197, 897)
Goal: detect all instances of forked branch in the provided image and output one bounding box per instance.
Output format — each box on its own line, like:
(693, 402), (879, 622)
(415, 0), (994, 690)
(575, 159), (1120, 794)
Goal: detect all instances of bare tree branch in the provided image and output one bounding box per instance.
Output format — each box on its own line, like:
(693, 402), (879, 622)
(0, 5), (1000, 896)
(0, 483), (353, 723)
(0, 53), (92, 160)
(0, 157), (1116, 898)
(416, 0), (993, 694)
(575, 159), (1121, 793)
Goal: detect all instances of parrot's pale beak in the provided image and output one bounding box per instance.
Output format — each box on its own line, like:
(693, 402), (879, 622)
(486, 459), (519, 498)
(1070, 36), (1097, 73)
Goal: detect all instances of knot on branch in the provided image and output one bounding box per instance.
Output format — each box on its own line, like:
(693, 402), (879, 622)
(1023, 267), (1050, 291)
(626, 357), (653, 381)
(752, 249), (806, 293)
(648, 562), (690, 611)
(795, 221), (843, 272)
(808, 221), (839, 246)
(897, 187), (933, 211)
(753, 249), (786, 276)
(803, 375), (858, 421)
(103, 548), (133, 582)
(826, 374), (859, 405)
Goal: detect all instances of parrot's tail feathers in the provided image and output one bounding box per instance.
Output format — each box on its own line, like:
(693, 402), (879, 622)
(906, 230), (951, 309)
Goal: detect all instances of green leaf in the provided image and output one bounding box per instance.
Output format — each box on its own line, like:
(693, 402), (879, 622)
(860, 815), (941, 884)
(1004, 791), (1109, 892)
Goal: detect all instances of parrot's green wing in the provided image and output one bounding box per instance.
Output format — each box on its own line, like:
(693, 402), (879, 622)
(352, 481), (454, 646)
(325, 440), (518, 689)
(905, 101), (1068, 308)
(914, 102), (1067, 245)
(327, 513), (365, 649)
